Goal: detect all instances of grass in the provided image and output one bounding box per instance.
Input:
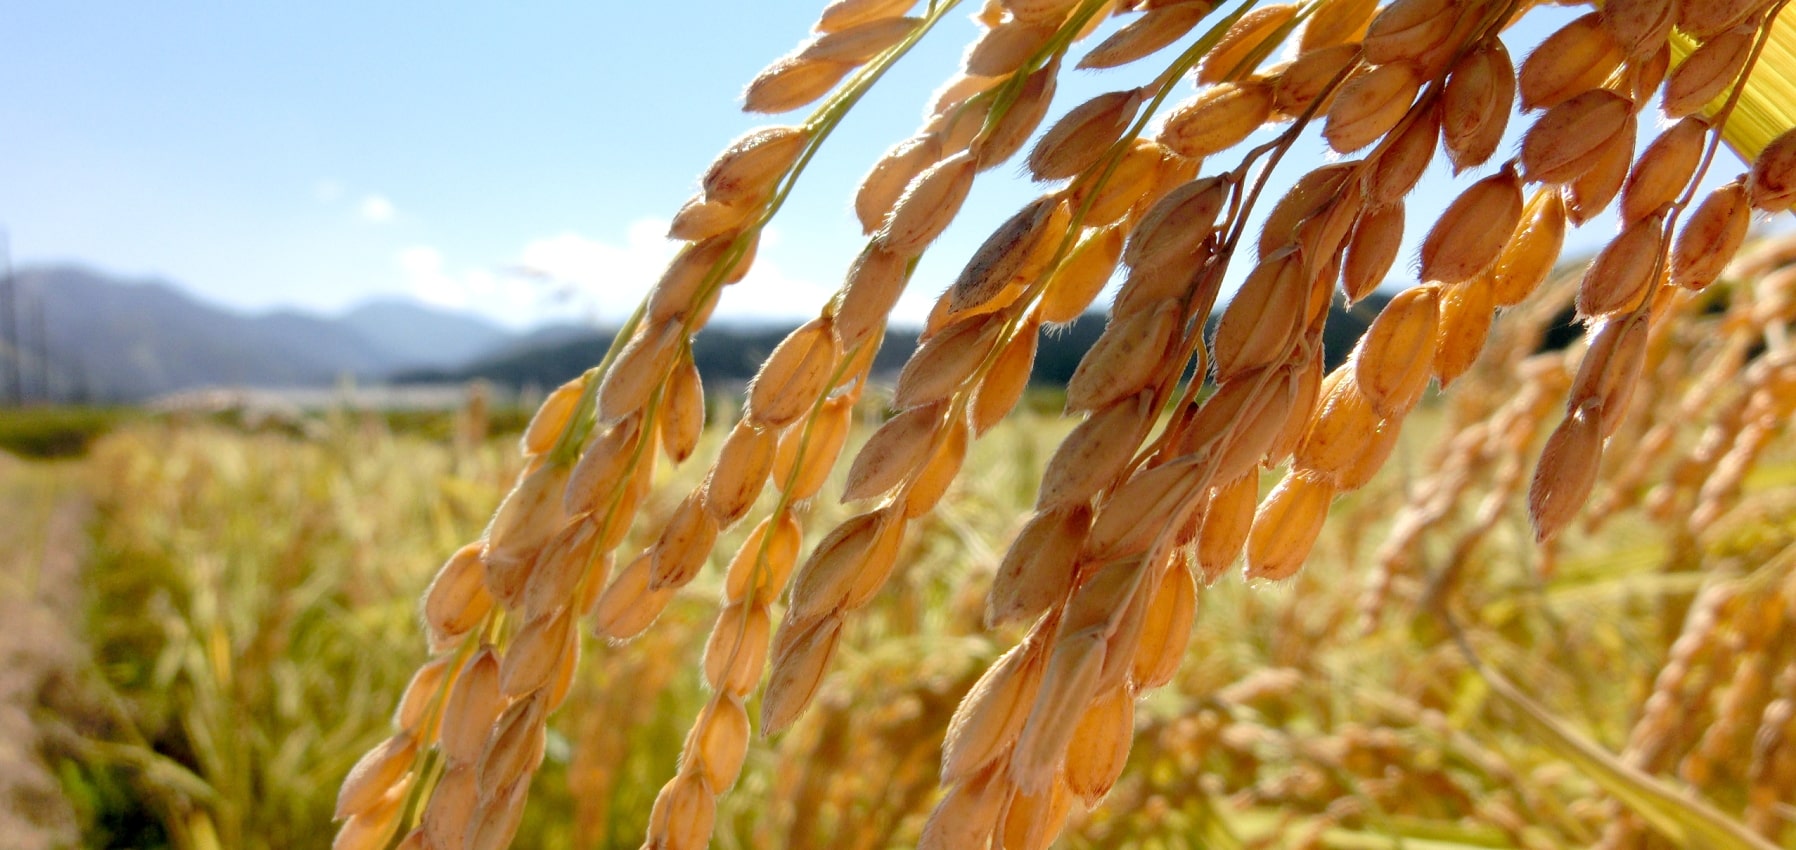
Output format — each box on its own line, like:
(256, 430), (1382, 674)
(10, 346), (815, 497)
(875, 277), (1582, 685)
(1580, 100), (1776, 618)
(0, 407), (134, 459)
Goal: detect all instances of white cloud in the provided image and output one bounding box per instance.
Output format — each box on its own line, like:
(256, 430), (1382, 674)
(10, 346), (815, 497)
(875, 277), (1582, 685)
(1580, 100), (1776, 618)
(359, 194), (397, 223)
(397, 246), (465, 308)
(512, 218), (678, 320)
(395, 218), (835, 328)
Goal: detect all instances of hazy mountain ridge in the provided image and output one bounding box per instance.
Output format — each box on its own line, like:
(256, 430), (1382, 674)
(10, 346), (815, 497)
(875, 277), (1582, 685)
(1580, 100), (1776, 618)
(399, 294), (1392, 393)
(0, 265), (515, 401)
(0, 264), (1396, 403)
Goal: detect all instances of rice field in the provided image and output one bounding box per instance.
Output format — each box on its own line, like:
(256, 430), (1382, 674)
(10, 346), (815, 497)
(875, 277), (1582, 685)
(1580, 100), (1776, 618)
(2, 378), (1791, 848)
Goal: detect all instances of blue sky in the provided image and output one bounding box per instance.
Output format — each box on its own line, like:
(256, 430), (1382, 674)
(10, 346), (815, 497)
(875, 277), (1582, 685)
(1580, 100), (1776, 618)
(0, 1), (1721, 330)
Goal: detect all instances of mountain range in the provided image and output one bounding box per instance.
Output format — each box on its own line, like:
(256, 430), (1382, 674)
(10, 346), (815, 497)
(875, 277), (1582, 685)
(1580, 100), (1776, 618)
(0, 264), (1393, 403)
(0, 266), (521, 401)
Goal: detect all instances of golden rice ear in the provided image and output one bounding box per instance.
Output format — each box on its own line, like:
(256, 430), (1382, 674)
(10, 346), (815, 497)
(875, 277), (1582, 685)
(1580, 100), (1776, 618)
(1570, 314), (1649, 437)
(1518, 12), (1622, 111)
(1079, 2), (1210, 69)
(1663, 27), (1753, 118)
(1603, 0), (1675, 59)
(647, 494), (720, 590)
(1564, 120), (1636, 225)
(1075, 139), (1166, 226)
(747, 317), (839, 429)
(1621, 118), (1706, 225)
(965, 19), (1057, 78)
(1038, 392), (1153, 512)
(989, 507), (1089, 629)
(880, 151), (979, 255)
(1124, 177), (1227, 276)
(1030, 89), (1147, 181)
(1213, 247), (1306, 383)
(971, 320), (1041, 435)
(723, 513), (803, 605)
(1519, 89), (1635, 185)
(894, 314), (1005, 409)
(1672, 180), (1751, 291)
(1162, 80), (1276, 159)
(1258, 162), (1355, 257)
(1440, 40), (1514, 172)
(975, 59), (1058, 168)
(668, 195), (753, 242)
(562, 415), (642, 516)
(760, 613), (844, 735)
(521, 378), (584, 457)
(1361, 0), (1456, 69)
(1271, 41), (1360, 118)
(1364, 106), (1439, 208)
(816, 0), (915, 33)
(743, 55), (854, 114)
(1343, 200), (1404, 303)
(1353, 284), (1441, 417)
(476, 692), (547, 799)
(1432, 277), (1495, 387)
(856, 134), (946, 235)
(644, 772), (715, 850)
(1196, 4), (1298, 84)
(843, 402), (947, 502)
(1065, 301), (1180, 412)
(796, 15), (918, 64)
(1197, 472), (1258, 582)
(1676, 0), (1766, 40)
(1129, 562), (1195, 688)
(943, 639), (1044, 782)
(1300, 0), (1377, 51)
(1748, 127), (1796, 212)
(1245, 471), (1336, 581)
(702, 126), (810, 205)
(661, 356), (705, 464)
(1323, 62), (1423, 154)
(837, 244), (911, 347)
(772, 394), (854, 501)
(595, 320), (685, 424)
(1576, 211), (1665, 320)
(1061, 683), (1134, 804)
(919, 764), (1007, 850)
(1629, 41), (1673, 104)
(1529, 401), (1604, 542)
(1490, 189), (1567, 307)
(951, 198), (1062, 316)
(692, 697), (752, 790)
(1419, 164), (1524, 285)
(592, 552), (674, 642)
(497, 608), (574, 697)
(337, 733), (418, 821)
(423, 543), (494, 649)
(902, 414), (969, 517)
(1040, 225), (1125, 324)
(703, 604), (771, 698)
(703, 419), (778, 525)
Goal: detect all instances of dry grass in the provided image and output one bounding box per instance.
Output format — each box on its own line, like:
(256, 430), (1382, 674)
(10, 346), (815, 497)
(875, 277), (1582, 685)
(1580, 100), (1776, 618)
(3, 355), (1788, 848)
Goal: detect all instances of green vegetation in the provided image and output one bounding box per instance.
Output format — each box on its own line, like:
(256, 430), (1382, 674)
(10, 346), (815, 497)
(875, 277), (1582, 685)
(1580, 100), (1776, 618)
(0, 407), (133, 458)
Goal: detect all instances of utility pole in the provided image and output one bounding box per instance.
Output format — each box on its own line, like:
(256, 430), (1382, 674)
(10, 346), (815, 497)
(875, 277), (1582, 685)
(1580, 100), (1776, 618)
(0, 231), (18, 405)
(30, 287), (48, 403)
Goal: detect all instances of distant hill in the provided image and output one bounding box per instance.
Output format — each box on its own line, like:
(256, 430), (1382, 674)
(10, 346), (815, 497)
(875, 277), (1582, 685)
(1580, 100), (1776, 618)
(0, 265), (516, 401)
(0, 264), (1398, 403)
(398, 292), (1392, 393)
(338, 299), (512, 368)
